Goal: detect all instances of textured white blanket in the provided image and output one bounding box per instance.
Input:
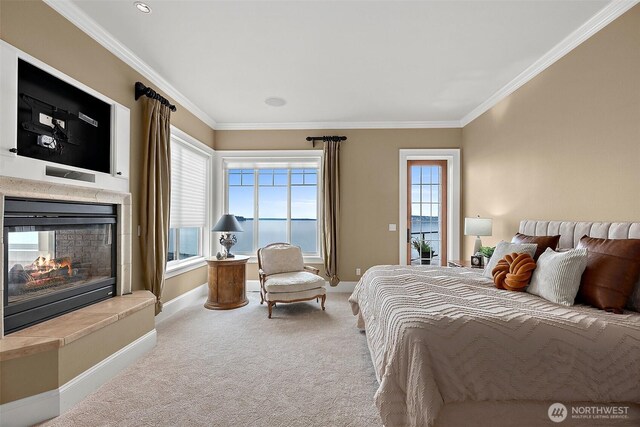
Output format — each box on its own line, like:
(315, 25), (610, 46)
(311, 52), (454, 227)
(349, 265), (640, 427)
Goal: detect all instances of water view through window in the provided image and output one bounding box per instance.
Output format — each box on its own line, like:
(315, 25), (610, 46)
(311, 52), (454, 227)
(409, 163), (444, 265)
(167, 227), (201, 262)
(228, 168), (318, 254)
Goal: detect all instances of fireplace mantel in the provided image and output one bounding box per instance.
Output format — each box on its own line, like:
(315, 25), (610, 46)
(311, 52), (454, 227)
(0, 176), (133, 338)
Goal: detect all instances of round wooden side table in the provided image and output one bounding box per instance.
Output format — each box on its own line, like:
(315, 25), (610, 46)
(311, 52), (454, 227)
(204, 255), (249, 310)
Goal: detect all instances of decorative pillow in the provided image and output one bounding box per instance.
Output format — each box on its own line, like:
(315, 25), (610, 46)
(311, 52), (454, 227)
(627, 280), (640, 312)
(576, 236), (640, 313)
(527, 248), (588, 306)
(260, 244), (304, 276)
(511, 233), (561, 260)
(482, 241), (537, 278)
(491, 252), (536, 291)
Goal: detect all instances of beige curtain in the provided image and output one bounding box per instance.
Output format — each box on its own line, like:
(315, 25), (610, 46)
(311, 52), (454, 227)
(140, 97), (172, 314)
(322, 140), (341, 286)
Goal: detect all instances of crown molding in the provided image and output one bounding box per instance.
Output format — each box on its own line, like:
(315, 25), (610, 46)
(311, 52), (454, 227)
(43, 0), (636, 132)
(215, 121), (462, 131)
(43, 0), (218, 130)
(460, 0), (639, 127)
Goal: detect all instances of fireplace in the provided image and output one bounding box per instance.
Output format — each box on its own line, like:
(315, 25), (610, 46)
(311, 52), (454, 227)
(3, 198), (117, 334)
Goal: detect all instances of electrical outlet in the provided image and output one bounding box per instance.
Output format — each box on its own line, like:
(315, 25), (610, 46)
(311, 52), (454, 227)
(356, 268), (361, 276)
(389, 224), (397, 231)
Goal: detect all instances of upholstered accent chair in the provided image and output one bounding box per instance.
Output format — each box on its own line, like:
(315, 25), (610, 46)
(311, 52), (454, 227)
(257, 243), (326, 318)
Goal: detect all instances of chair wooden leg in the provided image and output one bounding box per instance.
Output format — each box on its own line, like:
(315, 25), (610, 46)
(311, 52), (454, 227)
(268, 301), (273, 318)
(321, 294), (326, 311)
(259, 290), (264, 304)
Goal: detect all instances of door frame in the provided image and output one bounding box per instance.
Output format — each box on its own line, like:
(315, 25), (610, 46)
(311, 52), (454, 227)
(399, 149), (460, 266)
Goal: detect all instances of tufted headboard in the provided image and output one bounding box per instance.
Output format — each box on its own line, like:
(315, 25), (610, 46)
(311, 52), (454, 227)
(519, 220), (640, 250)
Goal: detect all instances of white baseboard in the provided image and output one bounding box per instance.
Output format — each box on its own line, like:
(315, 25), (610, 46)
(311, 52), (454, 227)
(0, 389), (59, 427)
(155, 283), (207, 324)
(328, 281), (357, 293)
(0, 329), (157, 427)
(246, 280), (357, 293)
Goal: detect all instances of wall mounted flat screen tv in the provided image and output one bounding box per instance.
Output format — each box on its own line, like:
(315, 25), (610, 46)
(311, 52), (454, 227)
(17, 59), (111, 173)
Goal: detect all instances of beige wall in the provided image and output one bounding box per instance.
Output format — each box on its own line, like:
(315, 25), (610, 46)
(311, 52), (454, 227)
(461, 5), (640, 259)
(5, 0), (638, 298)
(216, 129), (461, 281)
(0, 1), (215, 301)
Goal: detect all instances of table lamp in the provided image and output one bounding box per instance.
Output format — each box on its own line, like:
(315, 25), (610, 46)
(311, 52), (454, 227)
(212, 214), (244, 258)
(464, 216), (493, 255)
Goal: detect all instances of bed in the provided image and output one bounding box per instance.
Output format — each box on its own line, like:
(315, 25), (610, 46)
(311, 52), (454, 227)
(349, 220), (640, 427)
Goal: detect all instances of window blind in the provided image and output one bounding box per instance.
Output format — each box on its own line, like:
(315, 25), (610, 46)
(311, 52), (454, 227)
(170, 138), (208, 228)
(223, 158), (320, 170)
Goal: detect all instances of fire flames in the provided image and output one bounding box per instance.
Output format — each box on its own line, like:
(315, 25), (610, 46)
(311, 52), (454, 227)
(9, 255), (75, 290)
(32, 255), (73, 276)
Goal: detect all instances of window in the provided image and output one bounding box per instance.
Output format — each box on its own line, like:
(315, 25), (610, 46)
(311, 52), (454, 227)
(167, 128), (212, 272)
(221, 152), (322, 258)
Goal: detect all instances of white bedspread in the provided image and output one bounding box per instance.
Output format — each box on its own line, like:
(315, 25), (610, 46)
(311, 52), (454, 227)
(348, 265), (640, 427)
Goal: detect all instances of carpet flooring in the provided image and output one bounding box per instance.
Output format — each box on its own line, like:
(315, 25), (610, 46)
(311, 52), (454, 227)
(43, 292), (382, 427)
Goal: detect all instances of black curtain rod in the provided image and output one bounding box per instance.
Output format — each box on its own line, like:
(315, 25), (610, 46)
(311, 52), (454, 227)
(134, 82), (177, 112)
(306, 135), (347, 148)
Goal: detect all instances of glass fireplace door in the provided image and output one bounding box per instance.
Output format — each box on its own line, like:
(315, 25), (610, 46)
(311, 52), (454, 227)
(5, 222), (115, 308)
(3, 197), (117, 334)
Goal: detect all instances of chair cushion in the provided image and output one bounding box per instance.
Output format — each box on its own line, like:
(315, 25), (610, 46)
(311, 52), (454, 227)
(265, 271), (326, 293)
(265, 287), (326, 302)
(260, 244), (304, 275)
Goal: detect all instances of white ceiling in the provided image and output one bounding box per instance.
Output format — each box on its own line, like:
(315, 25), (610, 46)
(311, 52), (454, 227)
(62, 0), (614, 128)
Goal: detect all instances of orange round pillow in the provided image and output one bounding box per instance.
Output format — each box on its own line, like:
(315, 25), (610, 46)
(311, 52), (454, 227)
(491, 252), (536, 291)
(492, 258), (510, 290)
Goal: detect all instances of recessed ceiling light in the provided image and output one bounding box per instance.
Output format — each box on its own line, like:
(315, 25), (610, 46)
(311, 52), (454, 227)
(265, 97), (286, 107)
(134, 2), (152, 14)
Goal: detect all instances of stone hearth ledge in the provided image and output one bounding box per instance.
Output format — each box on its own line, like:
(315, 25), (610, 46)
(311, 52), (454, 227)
(0, 291), (154, 362)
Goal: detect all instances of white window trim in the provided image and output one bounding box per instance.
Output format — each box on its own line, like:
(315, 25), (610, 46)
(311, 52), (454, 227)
(166, 126), (214, 277)
(399, 149), (461, 265)
(214, 150), (324, 264)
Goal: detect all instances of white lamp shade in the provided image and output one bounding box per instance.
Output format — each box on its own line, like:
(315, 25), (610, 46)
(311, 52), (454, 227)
(464, 217), (493, 236)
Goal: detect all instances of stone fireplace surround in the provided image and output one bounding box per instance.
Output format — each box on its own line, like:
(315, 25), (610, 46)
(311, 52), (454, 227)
(0, 176), (133, 336)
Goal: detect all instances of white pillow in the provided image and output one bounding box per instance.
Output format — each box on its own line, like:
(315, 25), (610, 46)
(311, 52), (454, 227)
(483, 241), (538, 278)
(527, 247), (588, 306)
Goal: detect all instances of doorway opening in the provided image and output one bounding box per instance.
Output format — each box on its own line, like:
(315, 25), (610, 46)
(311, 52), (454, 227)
(398, 149), (460, 266)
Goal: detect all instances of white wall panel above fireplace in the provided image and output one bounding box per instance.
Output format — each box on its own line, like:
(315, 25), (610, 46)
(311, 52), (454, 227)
(0, 41), (130, 193)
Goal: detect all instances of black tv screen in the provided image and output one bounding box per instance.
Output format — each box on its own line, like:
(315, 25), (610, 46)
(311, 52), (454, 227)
(16, 59), (111, 173)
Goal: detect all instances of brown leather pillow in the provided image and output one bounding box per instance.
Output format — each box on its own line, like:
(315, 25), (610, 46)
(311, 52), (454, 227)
(511, 233), (560, 260)
(576, 236), (640, 314)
